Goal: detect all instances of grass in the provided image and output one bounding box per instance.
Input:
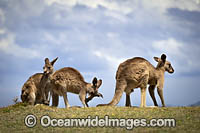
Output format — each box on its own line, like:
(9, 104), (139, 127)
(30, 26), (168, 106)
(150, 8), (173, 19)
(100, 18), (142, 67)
(0, 103), (200, 133)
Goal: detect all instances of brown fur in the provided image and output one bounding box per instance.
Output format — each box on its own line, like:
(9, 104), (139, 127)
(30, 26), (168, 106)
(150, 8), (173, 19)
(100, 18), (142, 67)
(20, 73), (50, 105)
(97, 54), (174, 107)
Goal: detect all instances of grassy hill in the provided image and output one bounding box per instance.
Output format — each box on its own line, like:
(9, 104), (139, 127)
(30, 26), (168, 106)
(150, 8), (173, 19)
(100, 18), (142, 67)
(0, 103), (200, 133)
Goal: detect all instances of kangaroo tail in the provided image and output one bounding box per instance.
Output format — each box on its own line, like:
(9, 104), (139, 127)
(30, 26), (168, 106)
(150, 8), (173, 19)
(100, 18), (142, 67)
(97, 80), (126, 107)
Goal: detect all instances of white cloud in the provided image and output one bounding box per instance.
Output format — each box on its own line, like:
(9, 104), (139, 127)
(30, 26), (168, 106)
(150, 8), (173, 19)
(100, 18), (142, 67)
(81, 0), (132, 14)
(142, 0), (200, 13)
(152, 38), (200, 74)
(42, 0), (200, 35)
(0, 28), (5, 34)
(0, 33), (40, 59)
(0, 9), (5, 24)
(44, 0), (132, 14)
(43, 32), (66, 46)
(45, 0), (200, 16)
(152, 38), (183, 56)
(45, 0), (77, 7)
(104, 10), (128, 22)
(106, 32), (119, 38)
(93, 50), (124, 71)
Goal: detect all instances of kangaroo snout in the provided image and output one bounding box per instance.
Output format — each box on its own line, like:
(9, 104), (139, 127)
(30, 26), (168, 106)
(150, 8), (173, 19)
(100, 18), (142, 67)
(168, 67), (174, 74)
(169, 69), (174, 73)
(21, 93), (27, 102)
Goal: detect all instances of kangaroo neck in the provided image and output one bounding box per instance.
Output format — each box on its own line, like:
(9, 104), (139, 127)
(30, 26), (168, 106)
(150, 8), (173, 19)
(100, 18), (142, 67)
(149, 66), (165, 79)
(47, 71), (55, 81)
(155, 67), (165, 76)
(155, 61), (165, 73)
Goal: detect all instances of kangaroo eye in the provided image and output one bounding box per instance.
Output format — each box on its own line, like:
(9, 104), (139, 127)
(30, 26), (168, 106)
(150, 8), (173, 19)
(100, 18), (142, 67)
(168, 64), (171, 67)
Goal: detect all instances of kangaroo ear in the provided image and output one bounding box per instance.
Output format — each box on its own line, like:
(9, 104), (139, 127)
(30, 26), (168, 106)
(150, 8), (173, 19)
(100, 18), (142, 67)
(97, 79), (102, 88)
(92, 77), (98, 86)
(51, 57), (58, 66)
(153, 57), (160, 62)
(161, 54), (166, 62)
(45, 58), (50, 64)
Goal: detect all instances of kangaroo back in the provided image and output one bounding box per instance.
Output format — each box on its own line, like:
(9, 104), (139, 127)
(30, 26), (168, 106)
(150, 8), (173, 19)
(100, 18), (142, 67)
(52, 67), (87, 94)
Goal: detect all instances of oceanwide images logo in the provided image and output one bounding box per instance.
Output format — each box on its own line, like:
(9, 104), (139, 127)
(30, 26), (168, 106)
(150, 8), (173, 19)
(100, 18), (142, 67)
(24, 114), (176, 129)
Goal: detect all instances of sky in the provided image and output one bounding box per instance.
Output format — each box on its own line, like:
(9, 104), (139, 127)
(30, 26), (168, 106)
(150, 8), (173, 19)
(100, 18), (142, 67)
(0, 0), (200, 108)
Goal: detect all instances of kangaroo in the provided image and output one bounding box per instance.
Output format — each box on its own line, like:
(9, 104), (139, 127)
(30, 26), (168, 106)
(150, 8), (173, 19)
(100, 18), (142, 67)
(42, 58), (103, 108)
(40, 57), (58, 105)
(20, 73), (50, 105)
(97, 54), (174, 107)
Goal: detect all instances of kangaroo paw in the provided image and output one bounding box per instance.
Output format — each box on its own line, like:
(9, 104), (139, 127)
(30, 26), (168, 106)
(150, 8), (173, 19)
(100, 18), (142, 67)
(43, 100), (50, 106)
(96, 92), (103, 98)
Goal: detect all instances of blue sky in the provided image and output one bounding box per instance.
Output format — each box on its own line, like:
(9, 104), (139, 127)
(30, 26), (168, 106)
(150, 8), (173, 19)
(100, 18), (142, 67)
(0, 0), (200, 108)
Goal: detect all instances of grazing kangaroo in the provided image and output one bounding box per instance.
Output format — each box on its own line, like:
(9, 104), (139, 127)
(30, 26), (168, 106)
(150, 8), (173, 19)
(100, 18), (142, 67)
(42, 58), (103, 108)
(20, 73), (51, 105)
(97, 54), (174, 107)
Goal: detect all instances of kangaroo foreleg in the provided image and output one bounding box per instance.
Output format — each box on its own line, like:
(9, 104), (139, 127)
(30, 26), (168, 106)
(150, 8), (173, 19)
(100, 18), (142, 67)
(157, 87), (165, 107)
(148, 85), (158, 106)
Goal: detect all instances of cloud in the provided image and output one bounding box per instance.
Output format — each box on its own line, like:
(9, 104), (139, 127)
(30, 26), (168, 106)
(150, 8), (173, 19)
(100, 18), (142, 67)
(93, 50), (124, 70)
(45, 0), (76, 7)
(45, 0), (200, 15)
(44, 0), (132, 23)
(142, 0), (200, 13)
(5, 0), (45, 18)
(104, 10), (128, 22)
(0, 8), (5, 24)
(0, 33), (40, 59)
(0, 0), (199, 72)
(43, 32), (67, 46)
(152, 38), (183, 56)
(45, 0), (132, 14)
(152, 38), (200, 74)
(0, 9), (5, 34)
(0, 28), (5, 34)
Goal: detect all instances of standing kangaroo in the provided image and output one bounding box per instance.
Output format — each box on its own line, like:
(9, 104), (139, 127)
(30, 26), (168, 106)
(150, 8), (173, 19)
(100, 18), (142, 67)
(97, 54), (174, 107)
(42, 58), (103, 108)
(40, 57), (58, 105)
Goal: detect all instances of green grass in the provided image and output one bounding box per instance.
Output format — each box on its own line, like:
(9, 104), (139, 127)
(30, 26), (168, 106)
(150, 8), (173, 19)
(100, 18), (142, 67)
(0, 103), (200, 133)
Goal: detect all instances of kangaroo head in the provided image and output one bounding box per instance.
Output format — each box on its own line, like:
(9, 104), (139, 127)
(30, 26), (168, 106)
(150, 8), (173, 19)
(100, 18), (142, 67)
(154, 54), (174, 74)
(21, 78), (36, 105)
(43, 57), (58, 75)
(87, 77), (102, 94)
